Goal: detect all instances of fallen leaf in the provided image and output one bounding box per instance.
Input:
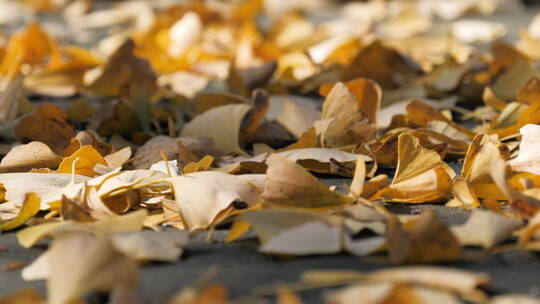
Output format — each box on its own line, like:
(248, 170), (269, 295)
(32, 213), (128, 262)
(56, 145), (107, 177)
(181, 104), (251, 156)
(0, 141), (62, 172)
(238, 209), (383, 256)
(0, 192), (40, 231)
(0, 172), (89, 209)
(386, 210), (462, 264)
(341, 41), (423, 89)
(320, 77), (382, 125)
(452, 20), (505, 44)
(373, 133), (455, 203)
(275, 148), (370, 175)
(318, 81), (378, 148)
(84, 39), (156, 96)
(110, 230), (189, 262)
(132, 136), (215, 169)
(461, 134), (508, 200)
(17, 209), (148, 248)
(104, 147), (132, 169)
(14, 104), (76, 155)
(275, 96), (320, 138)
(510, 124), (540, 175)
(446, 177), (481, 209)
(451, 210), (523, 249)
(182, 155), (214, 174)
(27, 231), (138, 304)
(169, 171), (260, 230)
(262, 154), (354, 209)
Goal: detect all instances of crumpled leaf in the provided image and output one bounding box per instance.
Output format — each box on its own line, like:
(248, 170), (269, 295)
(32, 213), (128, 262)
(317, 81), (378, 148)
(181, 104), (251, 156)
(446, 177), (481, 209)
(373, 133), (455, 203)
(461, 134), (508, 200)
(386, 210), (462, 264)
(406, 100), (474, 139)
(320, 77), (382, 125)
(0, 192), (40, 231)
(451, 210), (523, 249)
(490, 158), (540, 219)
(64, 131), (114, 157)
(169, 171), (260, 230)
(262, 154), (354, 209)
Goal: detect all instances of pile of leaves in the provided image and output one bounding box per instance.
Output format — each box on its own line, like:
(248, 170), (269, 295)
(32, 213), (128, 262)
(1, 0), (540, 303)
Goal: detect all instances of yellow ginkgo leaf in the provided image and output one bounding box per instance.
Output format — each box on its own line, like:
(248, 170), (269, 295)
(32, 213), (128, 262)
(461, 134), (508, 200)
(182, 155), (214, 174)
(56, 145), (107, 176)
(0, 192), (41, 231)
(373, 133), (455, 203)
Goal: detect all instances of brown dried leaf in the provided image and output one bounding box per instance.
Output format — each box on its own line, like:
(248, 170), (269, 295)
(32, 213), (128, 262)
(84, 39), (156, 96)
(386, 210), (462, 264)
(14, 104), (76, 155)
(341, 41), (423, 89)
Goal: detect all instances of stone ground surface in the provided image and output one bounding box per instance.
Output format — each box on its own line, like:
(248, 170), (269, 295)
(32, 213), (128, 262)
(2, 1), (540, 303)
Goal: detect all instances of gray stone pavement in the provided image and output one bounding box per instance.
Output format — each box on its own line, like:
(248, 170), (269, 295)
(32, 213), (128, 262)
(1, 201), (540, 303)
